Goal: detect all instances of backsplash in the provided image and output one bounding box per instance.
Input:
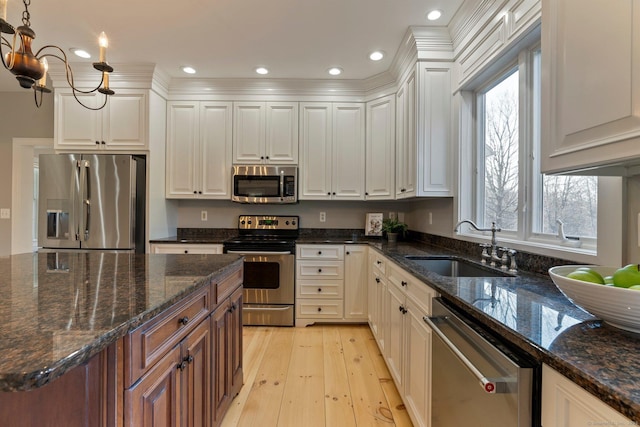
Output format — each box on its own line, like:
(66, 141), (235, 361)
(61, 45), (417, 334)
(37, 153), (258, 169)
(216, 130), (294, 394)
(176, 227), (574, 276)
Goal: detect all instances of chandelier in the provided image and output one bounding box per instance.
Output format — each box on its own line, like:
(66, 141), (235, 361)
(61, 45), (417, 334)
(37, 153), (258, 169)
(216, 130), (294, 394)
(0, 0), (114, 109)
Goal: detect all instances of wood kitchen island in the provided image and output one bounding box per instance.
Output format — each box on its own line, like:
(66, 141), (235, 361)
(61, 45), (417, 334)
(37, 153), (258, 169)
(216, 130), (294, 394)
(0, 251), (244, 427)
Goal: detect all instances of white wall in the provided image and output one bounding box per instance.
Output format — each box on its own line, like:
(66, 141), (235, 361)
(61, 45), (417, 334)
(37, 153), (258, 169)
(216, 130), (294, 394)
(0, 92), (54, 256)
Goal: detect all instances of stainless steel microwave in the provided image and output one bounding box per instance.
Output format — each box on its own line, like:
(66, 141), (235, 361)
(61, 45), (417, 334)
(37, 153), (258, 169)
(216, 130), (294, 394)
(231, 165), (298, 204)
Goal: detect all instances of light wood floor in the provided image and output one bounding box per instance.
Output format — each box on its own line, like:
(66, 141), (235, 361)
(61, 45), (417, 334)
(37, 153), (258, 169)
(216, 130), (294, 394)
(221, 324), (413, 427)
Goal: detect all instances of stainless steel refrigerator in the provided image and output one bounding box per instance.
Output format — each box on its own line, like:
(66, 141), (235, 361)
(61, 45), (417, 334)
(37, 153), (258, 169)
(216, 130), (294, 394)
(38, 154), (146, 253)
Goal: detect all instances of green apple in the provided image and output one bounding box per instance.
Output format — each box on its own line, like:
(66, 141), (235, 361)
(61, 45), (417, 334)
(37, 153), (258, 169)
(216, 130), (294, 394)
(629, 285), (640, 291)
(575, 267), (605, 284)
(567, 269), (605, 284)
(612, 264), (640, 288)
(604, 275), (614, 285)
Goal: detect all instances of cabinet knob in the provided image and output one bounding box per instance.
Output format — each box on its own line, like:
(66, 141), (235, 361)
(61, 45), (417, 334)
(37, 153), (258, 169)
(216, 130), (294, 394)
(317, 307), (322, 312)
(377, 260), (382, 265)
(332, 192), (336, 195)
(346, 251), (350, 255)
(178, 316), (189, 326)
(365, 192), (368, 196)
(327, 192), (331, 195)
(193, 191), (197, 194)
(95, 141), (100, 145)
(398, 305), (404, 312)
(318, 288), (322, 292)
(198, 191), (202, 194)
(318, 268), (322, 273)
(401, 281), (408, 287)
(318, 251), (322, 255)
(101, 141), (106, 145)
(260, 156), (264, 160)
(184, 250), (189, 254)
(184, 355), (194, 364)
(177, 361), (187, 371)
(375, 277), (380, 283)
(266, 156), (270, 159)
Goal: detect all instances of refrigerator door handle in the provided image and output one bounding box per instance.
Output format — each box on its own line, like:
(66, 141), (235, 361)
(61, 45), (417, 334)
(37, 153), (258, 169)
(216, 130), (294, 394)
(83, 160), (91, 241)
(78, 160), (90, 241)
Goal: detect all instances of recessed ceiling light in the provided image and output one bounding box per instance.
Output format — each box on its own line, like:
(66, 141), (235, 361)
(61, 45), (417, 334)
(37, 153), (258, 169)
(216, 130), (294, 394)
(256, 67), (269, 75)
(427, 9), (442, 21)
(328, 67), (343, 76)
(70, 48), (91, 59)
(369, 51), (384, 61)
(181, 66), (196, 74)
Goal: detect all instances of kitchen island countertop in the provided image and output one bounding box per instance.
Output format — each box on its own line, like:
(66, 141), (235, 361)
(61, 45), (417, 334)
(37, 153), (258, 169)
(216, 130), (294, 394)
(0, 251), (243, 392)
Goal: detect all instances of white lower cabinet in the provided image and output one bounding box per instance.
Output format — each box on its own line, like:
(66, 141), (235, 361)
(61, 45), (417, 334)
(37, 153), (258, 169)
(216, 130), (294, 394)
(150, 243), (223, 254)
(295, 244), (368, 326)
(369, 251), (436, 427)
(542, 364), (631, 427)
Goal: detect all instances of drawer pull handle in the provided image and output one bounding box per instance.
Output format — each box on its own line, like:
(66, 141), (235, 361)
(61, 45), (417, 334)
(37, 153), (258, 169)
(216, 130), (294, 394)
(401, 281), (408, 287)
(177, 361), (187, 371)
(178, 316), (189, 326)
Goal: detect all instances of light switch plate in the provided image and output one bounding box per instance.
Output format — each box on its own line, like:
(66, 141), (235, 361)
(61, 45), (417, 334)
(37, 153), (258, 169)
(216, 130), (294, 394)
(0, 209), (9, 219)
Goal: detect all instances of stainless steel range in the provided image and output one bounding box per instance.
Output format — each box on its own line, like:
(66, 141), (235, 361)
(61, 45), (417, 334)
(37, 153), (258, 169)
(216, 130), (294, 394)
(223, 215), (298, 326)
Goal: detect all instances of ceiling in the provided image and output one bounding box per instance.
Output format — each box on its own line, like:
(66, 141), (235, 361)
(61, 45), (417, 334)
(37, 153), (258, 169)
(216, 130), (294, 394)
(0, 0), (465, 92)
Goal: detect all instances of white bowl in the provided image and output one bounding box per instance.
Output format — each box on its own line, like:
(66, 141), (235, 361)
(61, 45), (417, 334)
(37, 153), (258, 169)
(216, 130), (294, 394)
(549, 265), (640, 333)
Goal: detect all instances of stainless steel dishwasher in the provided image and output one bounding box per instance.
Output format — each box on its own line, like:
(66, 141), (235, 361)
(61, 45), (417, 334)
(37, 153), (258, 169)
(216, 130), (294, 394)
(424, 298), (540, 427)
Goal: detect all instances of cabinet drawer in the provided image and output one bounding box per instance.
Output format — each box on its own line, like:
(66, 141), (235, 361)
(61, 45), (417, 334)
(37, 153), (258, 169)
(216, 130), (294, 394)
(216, 266), (243, 303)
(297, 261), (344, 279)
(297, 280), (344, 299)
(388, 262), (436, 314)
(297, 245), (344, 260)
(371, 253), (386, 274)
(296, 299), (344, 318)
(125, 286), (211, 387)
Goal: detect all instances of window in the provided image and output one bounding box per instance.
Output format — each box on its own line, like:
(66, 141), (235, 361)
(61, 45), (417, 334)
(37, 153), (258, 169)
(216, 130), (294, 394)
(470, 45), (597, 249)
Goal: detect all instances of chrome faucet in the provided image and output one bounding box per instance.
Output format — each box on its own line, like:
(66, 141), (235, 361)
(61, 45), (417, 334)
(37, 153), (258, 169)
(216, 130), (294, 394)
(454, 220), (502, 266)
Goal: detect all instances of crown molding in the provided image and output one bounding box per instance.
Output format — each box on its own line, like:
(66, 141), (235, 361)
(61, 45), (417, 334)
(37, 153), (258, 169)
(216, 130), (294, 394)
(48, 62), (158, 90)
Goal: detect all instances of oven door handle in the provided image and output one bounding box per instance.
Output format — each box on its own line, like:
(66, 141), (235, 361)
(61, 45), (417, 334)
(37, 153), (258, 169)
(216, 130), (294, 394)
(226, 250), (292, 255)
(424, 315), (513, 394)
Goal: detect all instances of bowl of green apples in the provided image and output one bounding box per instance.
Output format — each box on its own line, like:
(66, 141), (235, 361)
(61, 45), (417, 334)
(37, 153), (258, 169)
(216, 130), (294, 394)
(549, 264), (640, 333)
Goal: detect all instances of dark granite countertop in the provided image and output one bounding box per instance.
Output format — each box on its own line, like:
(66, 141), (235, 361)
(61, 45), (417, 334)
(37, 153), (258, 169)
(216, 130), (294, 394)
(368, 241), (640, 422)
(151, 232), (640, 419)
(0, 251), (243, 392)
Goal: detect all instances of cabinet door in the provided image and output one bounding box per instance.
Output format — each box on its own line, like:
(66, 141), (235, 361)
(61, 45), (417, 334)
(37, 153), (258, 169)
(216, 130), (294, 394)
(184, 318), (211, 427)
(541, 0), (640, 174)
(55, 91), (102, 149)
(542, 364), (631, 427)
(344, 245), (368, 319)
(366, 95), (395, 200)
(333, 103), (365, 200)
(386, 283), (405, 391)
(126, 344), (182, 427)
(211, 302), (231, 426)
(417, 63), (452, 196)
(229, 287), (244, 396)
(404, 305), (432, 427)
(166, 102), (199, 198)
(397, 72), (416, 198)
(266, 102), (298, 164)
(200, 102), (232, 198)
(299, 103), (332, 199)
(103, 92), (147, 150)
(233, 102), (265, 163)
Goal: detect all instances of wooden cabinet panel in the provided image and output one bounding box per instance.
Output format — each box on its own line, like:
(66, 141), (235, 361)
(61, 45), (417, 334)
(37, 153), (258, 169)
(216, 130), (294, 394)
(366, 95), (395, 200)
(150, 243), (223, 254)
(183, 319), (211, 427)
(211, 301), (231, 425)
(229, 287), (244, 396)
(297, 244), (344, 260)
(126, 344), (182, 427)
(216, 267), (244, 304)
(125, 286), (211, 387)
(344, 245), (368, 319)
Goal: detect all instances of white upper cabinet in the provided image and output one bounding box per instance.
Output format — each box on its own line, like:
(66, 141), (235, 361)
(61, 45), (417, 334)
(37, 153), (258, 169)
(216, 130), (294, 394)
(366, 95), (396, 200)
(396, 71), (417, 198)
(417, 63), (453, 196)
(166, 101), (232, 199)
(299, 102), (365, 200)
(541, 0), (640, 174)
(55, 90), (147, 151)
(233, 102), (298, 164)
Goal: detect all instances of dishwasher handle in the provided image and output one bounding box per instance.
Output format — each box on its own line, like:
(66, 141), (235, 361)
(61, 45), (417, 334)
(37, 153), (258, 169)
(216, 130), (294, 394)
(424, 315), (512, 394)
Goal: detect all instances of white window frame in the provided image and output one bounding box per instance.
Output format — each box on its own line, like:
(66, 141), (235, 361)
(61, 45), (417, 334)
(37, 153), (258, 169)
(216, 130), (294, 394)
(456, 39), (623, 266)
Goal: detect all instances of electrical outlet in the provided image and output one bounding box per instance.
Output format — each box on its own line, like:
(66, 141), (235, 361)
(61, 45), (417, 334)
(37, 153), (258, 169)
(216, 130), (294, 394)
(319, 212), (326, 223)
(201, 210), (207, 221)
(389, 212), (397, 220)
(0, 209), (9, 219)
(428, 212), (433, 225)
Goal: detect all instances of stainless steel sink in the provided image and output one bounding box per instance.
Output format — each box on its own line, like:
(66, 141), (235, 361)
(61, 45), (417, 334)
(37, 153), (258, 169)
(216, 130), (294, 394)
(404, 255), (512, 277)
